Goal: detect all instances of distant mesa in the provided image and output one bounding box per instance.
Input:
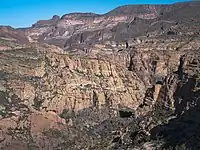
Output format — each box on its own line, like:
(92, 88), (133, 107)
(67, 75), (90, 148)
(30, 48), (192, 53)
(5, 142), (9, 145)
(52, 15), (60, 20)
(32, 15), (60, 28)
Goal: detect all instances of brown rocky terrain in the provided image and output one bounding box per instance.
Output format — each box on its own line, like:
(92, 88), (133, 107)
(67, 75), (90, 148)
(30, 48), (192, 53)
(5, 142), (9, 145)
(24, 2), (200, 48)
(0, 26), (29, 51)
(0, 1), (200, 150)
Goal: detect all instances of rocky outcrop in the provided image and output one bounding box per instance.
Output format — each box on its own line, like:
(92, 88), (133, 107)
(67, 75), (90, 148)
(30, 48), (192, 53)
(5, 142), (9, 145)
(32, 15), (60, 28)
(0, 110), (66, 150)
(0, 46), (146, 114)
(0, 31), (199, 148)
(0, 1), (200, 149)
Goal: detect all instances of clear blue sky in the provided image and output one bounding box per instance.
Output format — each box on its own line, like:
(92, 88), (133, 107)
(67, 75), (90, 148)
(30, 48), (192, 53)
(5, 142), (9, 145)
(0, 0), (190, 28)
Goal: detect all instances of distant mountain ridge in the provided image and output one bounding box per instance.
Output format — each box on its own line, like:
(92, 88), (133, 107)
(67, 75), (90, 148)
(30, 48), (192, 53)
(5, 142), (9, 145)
(0, 1), (200, 150)
(0, 1), (200, 49)
(22, 1), (199, 49)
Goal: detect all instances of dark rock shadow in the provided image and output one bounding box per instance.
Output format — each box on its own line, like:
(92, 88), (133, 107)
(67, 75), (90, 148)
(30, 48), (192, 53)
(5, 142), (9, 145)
(150, 76), (200, 149)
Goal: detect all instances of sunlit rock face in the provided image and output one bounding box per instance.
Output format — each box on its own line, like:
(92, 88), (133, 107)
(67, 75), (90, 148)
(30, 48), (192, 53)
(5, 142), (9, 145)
(25, 2), (200, 50)
(0, 1), (200, 149)
(0, 46), (146, 114)
(0, 34), (199, 149)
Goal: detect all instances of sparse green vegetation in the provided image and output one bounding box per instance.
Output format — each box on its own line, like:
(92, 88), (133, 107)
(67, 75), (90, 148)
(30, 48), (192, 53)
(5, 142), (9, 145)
(59, 109), (74, 120)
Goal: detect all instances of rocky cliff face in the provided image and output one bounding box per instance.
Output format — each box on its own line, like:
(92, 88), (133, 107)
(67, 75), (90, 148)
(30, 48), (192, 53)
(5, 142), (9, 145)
(0, 26), (29, 51)
(0, 1), (200, 149)
(25, 2), (200, 48)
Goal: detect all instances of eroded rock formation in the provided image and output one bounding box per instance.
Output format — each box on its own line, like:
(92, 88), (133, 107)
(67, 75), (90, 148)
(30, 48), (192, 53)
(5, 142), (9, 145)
(0, 1), (200, 149)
